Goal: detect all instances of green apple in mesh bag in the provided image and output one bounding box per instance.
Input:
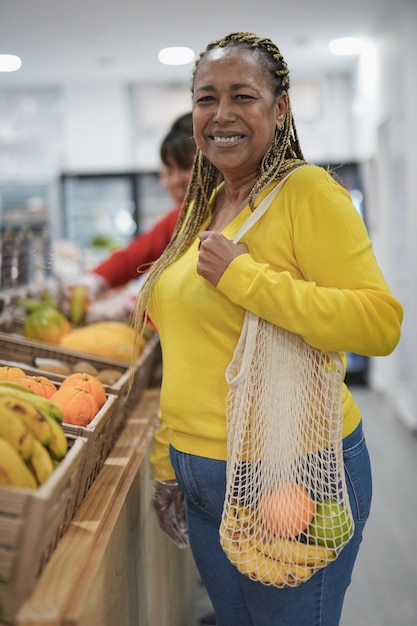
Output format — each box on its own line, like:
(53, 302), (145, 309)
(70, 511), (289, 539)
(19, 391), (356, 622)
(308, 499), (352, 549)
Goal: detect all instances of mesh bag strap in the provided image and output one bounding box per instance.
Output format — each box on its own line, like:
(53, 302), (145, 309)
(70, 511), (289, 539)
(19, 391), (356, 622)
(226, 168), (304, 386)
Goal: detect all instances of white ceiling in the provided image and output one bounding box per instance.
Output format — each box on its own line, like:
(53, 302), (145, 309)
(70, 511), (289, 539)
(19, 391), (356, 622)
(0, 0), (393, 88)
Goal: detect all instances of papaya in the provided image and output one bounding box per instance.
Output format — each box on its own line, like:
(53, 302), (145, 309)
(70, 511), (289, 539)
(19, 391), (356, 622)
(59, 321), (144, 362)
(23, 307), (72, 344)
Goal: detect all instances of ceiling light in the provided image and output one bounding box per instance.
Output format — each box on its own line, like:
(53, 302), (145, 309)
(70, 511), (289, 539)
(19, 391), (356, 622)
(158, 46), (195, 66)
(329, 37), (363, 56)
(0, 54), (22, 72)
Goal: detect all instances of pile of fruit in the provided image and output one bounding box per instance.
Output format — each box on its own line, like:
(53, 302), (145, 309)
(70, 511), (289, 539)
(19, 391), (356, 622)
(18, 290), (145, 362)
(0, 370), (68, 490)
(0, 365), (109, 490)
(220, 481), (353, 587)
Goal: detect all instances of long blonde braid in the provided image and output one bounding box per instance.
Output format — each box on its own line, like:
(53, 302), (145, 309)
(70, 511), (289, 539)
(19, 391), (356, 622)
(132, 32), (307, 343)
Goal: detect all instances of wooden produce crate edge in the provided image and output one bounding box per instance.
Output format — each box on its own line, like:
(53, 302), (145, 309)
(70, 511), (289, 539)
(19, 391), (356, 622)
(0, 330), (130, 372)
(0, 331), (160, 399)
(0, 435), (88, 623)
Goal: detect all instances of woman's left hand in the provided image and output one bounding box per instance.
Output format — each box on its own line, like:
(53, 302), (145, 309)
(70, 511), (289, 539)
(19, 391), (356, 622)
(197, 231), (248, 286)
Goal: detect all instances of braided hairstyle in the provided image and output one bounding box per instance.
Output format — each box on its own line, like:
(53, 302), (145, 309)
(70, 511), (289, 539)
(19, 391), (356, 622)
(132, 32), (307, 340)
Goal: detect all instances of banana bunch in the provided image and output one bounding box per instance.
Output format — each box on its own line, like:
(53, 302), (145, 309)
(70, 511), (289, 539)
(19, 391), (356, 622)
(0, 381), (68, 490)
(220, 505), (335, 587)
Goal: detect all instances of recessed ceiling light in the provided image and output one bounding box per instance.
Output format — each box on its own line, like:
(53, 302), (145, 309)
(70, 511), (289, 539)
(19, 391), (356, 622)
(0, 54), (22, 72)
(329, 37), (363, 56)
(158, 46), (195, 66)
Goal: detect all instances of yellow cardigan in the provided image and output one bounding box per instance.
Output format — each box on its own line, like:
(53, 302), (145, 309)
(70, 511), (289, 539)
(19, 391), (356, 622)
(148, 165), (403, 480)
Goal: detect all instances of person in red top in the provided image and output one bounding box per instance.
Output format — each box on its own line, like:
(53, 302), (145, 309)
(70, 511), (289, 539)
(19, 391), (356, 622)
(67, 112), (195, 320)
(91, 201), (182, 289)
(92, 112), (195, 289)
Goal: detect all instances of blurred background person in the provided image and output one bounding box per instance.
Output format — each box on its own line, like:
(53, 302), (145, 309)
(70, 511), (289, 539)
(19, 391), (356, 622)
(65, 112), (195, 322)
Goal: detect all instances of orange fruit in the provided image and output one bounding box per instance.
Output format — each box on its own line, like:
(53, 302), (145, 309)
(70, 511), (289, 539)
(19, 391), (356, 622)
(0, 365), (27, 381)
(50, 385), (99, 427)
(258, 482), (315, 538)
(13, 375), (58, 398)
(60, 372), (106, 408)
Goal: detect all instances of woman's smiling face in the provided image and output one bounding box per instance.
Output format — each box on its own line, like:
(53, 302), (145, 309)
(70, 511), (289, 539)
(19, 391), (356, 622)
(192, 46), (287, 180)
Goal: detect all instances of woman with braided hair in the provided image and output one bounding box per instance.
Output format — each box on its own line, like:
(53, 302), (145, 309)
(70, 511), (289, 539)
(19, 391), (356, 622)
(133, 32), (402, 625)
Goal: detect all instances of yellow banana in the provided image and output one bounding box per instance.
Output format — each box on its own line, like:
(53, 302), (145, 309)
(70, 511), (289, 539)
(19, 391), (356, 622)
(0, 382), (64, 423)
(69, 285), (88, 325)
(27, 438), (54, 486)
(0, 395), (52, 446)
(44, 414), (68, 460)
(0, 381), (39, 395)
(0, 399), (35, 460)
(229, 501), (335, 567)
(0, 437), (37, 489)
(222, 529), (289, 586)
(249, 531), (335, 568)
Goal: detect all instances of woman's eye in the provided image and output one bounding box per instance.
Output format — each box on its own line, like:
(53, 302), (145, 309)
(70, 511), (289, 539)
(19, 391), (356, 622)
(235, 93), (254, 101)
(196, 95), (215, 104)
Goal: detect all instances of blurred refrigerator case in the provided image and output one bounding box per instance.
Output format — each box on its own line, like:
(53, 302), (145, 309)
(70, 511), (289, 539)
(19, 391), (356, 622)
(60, 171), (172, 253)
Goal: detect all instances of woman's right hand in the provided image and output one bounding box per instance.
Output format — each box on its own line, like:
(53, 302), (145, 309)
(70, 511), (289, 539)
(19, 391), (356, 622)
(197, 230), (248, 286)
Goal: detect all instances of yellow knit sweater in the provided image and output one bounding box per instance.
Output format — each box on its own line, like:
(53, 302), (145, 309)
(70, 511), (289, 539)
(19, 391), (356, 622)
(148, 165), (403, 480)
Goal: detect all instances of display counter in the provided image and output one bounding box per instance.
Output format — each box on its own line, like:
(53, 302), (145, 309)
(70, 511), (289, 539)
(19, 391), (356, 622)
(12, 389), (197, 626)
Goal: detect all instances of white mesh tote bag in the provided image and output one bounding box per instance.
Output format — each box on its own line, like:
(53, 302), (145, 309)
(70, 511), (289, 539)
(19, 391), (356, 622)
(219, 170), (354, 587)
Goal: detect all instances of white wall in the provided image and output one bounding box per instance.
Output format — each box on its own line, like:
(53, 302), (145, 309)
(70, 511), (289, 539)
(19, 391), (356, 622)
(62, 83), (133, 172)
(295, 74), (355, 164)
(354, 0), (417, 427)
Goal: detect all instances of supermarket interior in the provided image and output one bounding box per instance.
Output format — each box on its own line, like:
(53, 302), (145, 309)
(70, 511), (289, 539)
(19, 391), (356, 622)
(0, 1), (416, 624)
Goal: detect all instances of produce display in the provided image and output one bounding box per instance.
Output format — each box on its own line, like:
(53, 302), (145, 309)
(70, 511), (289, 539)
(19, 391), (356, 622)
(0, 365), (110, 488)
(0, 376), (68, 489)
(0, 288), (160, 624)
(16, 290), (145, 363)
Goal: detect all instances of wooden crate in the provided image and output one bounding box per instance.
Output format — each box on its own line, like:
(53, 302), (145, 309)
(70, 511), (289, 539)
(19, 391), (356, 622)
(13, 389), (198, 626)
(0, 332), (159, 511)
(0, 360), (129, 506)
(0, 332), (160, 418)
(61, 392), (123, 506)
(0, 435), (88, 624)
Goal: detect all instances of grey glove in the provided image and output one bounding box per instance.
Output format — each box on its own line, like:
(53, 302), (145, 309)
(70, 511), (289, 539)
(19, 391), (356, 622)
(152, 479), (188, 549)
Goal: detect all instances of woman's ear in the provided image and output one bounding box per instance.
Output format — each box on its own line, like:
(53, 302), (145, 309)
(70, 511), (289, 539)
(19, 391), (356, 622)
(276, 92), (288, 131)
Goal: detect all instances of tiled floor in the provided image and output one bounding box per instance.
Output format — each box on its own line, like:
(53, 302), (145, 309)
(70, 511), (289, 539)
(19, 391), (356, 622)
(188, 385), (417, 626)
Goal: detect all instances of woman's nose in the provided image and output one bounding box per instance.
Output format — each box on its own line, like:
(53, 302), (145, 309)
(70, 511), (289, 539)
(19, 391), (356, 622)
(213, 98), (235, 122)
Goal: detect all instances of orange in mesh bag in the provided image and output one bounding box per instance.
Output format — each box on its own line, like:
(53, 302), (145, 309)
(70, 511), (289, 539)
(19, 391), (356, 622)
(220, 174), (354, 588)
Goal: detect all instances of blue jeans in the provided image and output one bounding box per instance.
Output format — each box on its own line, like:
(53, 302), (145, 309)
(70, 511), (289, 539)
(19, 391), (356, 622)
(170, 420), (372, 626)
